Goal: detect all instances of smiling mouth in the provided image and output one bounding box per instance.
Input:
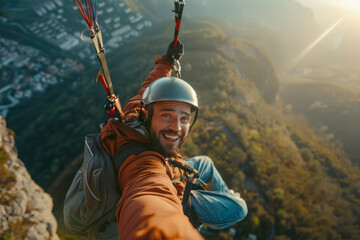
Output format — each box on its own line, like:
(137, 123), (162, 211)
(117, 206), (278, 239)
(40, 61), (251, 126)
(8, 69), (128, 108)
(162, 133), (180, 142)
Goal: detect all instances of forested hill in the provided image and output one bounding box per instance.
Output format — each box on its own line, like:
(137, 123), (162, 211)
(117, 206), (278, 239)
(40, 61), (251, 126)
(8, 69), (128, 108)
(280, 81), (360, 167)
(7, 20), (360, 239)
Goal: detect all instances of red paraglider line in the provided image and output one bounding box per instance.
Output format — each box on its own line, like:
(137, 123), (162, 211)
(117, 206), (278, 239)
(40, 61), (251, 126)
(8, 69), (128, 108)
(73, 0), (94, 29)
(173, 19), (182, 48)
(99, 73), (110, 96)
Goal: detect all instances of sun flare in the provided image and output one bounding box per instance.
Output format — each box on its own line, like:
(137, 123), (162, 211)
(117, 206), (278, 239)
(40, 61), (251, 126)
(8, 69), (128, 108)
(338, 0), (360, 12)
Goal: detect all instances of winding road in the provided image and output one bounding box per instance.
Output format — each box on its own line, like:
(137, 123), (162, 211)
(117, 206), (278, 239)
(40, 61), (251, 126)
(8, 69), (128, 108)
(0, 67), (20, 117)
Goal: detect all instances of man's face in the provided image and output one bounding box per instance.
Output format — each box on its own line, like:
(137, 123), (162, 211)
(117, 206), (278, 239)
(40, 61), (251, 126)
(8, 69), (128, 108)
(149, 101), (191, 157)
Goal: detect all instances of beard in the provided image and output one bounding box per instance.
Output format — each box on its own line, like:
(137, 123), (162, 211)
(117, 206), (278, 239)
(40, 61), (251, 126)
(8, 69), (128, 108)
(149, 128), (187, 158)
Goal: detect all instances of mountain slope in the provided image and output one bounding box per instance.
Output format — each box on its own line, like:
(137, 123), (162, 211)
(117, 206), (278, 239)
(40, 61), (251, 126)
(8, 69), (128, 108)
(280, 81), (360, 167)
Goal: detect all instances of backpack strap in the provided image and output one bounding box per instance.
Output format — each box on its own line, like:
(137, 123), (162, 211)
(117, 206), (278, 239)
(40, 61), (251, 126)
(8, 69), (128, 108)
(112, 142), (150, 178)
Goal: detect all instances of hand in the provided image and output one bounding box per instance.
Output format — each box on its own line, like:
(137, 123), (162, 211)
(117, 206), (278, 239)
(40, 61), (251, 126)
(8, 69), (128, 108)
(229, 189), (241, 198)
(165, 40), (184, 63)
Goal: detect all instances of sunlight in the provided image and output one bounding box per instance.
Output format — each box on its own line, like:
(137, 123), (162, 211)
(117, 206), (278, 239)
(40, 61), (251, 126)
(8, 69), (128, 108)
(285, 17), (346, 74)
(346, 0), (360, 11)
(337, 0), (360, 12)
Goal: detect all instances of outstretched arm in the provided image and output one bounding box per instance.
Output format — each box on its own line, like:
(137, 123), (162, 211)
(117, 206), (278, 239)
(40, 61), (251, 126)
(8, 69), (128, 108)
(116, 152), (203, 239)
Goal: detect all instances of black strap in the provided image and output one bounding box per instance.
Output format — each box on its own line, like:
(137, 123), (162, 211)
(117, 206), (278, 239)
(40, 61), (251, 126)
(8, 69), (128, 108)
(182, 181), (193, 217)
(112, 143), (149, 178)
(167, 159), (199, 177)
(167, 158), (199, 217)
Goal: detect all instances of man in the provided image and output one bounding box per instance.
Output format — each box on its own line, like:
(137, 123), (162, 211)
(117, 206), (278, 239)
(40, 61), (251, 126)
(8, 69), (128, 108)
(100, 41), (247, 239)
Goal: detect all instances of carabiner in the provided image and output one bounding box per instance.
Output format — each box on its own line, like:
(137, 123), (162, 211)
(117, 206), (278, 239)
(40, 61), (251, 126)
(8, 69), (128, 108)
(173, 59), (182, 78)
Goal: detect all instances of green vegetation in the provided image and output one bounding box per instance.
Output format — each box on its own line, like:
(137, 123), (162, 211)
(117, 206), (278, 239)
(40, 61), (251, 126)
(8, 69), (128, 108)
(0, 146), (16, 191)
(280, 81), (360, 166)
(0, 218), (35, 240)
(5, 19), (360, 239)
(7, 72), (103, 188)
(183, 93), (360, 239)
(0, 146), (18, 206)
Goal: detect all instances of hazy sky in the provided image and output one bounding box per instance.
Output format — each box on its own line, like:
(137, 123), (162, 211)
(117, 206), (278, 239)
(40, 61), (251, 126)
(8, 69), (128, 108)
(297, 0), (360, 11)
(295, 0), (360, 27)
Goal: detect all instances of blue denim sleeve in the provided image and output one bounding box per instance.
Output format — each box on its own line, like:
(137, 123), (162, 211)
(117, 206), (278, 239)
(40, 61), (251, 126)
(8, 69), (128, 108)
(185, 155), (248, 229)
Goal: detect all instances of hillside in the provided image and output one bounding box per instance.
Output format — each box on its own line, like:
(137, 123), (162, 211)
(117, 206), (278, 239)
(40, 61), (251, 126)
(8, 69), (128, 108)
(280, 80), (360, 167)
(3, 21), (356, 239)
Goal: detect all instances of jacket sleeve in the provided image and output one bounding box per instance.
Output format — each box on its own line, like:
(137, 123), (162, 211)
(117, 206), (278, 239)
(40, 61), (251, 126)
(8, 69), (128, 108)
(123, 55), (173, 122)
(116, 151), (203, 240)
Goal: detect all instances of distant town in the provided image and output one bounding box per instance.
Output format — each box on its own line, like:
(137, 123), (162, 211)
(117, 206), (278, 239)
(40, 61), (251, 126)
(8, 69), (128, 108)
(0, 36), (85, 117)
(0, 0), (153, 118)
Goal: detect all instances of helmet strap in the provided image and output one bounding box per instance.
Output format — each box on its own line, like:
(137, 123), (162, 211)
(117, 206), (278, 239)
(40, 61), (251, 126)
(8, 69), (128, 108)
(138, 102), (145, 122)
(142, 104), (154, 131)
(189, 109), (198, 132)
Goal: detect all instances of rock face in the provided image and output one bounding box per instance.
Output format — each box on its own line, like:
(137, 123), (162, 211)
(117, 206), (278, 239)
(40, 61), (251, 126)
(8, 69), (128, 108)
(0, 116), (59, 240)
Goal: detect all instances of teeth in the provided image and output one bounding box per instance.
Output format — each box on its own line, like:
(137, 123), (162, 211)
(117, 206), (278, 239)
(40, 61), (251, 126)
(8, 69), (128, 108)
(164, 134), (179, 140)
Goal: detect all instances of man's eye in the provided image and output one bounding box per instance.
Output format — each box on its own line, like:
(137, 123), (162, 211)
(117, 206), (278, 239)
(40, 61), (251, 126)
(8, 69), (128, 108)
(162, 114), (171, 118)
(181, 117), (190, 123)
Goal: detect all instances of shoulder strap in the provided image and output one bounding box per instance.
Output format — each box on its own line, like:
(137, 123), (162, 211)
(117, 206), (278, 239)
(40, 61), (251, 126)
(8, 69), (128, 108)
(112, 142), (150, 178)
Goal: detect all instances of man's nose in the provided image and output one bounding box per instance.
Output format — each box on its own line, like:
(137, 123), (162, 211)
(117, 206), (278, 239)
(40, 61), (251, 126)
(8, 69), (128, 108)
(168, 118), (182, 132)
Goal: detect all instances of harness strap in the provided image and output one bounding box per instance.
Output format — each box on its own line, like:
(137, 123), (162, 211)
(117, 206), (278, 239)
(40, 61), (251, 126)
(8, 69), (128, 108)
(167, 159), (199, 177)
(167, 158), (199, 217)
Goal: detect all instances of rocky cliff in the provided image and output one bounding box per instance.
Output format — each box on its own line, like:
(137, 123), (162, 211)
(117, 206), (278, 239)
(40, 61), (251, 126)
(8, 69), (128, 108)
(0, 116), (59, 240)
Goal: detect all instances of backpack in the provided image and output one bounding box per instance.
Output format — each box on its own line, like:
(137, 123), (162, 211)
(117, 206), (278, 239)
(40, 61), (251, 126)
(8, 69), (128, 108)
(63, 133), (120, 240)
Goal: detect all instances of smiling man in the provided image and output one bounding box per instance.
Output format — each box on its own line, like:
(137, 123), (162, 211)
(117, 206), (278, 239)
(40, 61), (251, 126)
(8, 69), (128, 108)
(149, 101), (191, 157)
(99, 41), (247, 239)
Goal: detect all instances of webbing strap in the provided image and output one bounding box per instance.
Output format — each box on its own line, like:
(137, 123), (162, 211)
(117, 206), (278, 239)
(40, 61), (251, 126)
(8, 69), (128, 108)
(167, 159), (199, 177)
(167, 158), (198, 217)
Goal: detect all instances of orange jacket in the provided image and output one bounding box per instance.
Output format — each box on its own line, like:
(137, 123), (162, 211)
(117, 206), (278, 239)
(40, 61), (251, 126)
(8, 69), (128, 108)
(100, 56), (203, 239)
